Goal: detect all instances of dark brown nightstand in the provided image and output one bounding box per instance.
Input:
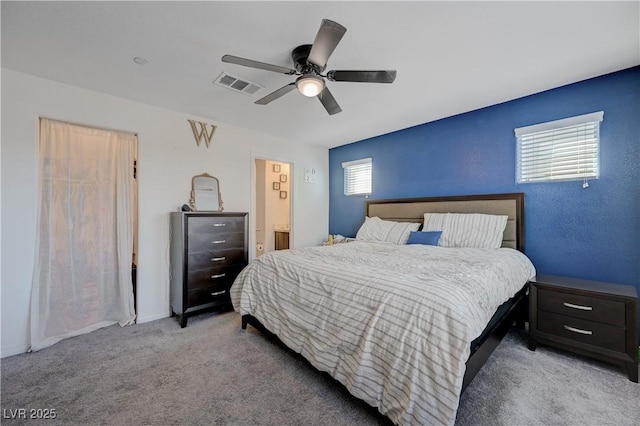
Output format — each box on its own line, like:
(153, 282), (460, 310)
(528, 274), (638, 382)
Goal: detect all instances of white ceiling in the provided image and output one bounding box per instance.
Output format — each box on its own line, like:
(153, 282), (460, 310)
(2, 1), (638, 148)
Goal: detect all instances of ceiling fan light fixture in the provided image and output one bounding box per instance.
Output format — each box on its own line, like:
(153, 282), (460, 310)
(296, 74), (324, 97)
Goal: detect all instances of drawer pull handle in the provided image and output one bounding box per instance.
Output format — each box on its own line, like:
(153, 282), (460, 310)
(210, 273), (226, 279)
(211, 257), (226, 262)
(564, 325), (593, 335)
(211, 240), (226, 244)
(212, 223), (226, 227)
(211, 290), (226, 296)
(563, 302), (593, 311)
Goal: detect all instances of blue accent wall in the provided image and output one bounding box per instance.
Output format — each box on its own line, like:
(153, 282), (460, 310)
(329, 67), (639, 293)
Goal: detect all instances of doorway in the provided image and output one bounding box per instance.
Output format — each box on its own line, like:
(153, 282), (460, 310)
(30, 118), (138, 351)
(254, 159), (292, 258)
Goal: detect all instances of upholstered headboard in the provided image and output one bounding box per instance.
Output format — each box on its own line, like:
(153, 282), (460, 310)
(365, 193), (525, 252)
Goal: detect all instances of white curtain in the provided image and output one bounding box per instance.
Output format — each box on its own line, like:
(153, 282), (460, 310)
(30, 119), (136, 352)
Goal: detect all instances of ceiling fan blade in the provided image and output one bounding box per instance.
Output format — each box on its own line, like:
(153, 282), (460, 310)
(327, 70), (397, 83)
(222, 54), (296, 75)
(255, 83), (296, 105)
(307, 19), (347, 69)
(317, 86), (342, 115)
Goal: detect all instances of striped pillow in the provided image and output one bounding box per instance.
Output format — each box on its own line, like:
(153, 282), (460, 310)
(355, 216), (421, 245)
(422, 213), (508, 249)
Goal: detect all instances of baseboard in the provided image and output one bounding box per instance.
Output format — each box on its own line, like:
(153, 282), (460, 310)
(136, 312), (169, 324)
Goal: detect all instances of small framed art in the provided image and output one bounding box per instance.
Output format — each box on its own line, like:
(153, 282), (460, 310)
(280, 174), (287, 182)
(273, 182), (280, 190)
(279, 191), (287, 199)
(273, 164), (281, 172)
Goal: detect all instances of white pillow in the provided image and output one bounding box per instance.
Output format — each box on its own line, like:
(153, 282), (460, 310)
(422, 213), (508, 249)
(355, 216), (421, 245)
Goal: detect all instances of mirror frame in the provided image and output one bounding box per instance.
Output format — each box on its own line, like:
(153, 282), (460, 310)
(189, 173), (224, 212)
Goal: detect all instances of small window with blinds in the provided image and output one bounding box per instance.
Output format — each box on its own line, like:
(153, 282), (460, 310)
(342, 158), (372, 196)
(515, 111), (603, 185)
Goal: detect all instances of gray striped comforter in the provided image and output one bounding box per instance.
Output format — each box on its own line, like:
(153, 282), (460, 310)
(230, 241), (536, 425)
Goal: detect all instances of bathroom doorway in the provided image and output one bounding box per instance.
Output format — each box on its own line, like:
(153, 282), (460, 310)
(254, 158), (292, 258)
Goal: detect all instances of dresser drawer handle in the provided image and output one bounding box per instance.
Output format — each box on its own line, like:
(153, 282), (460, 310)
(212, 223), (226, 227)
(210, 273), (226, 279)
(563, 302), (593, 311)
(211, 257), (226, 262)
(211, 240), (226, 244)
(564, 325), (593, 335)
(211, 290), (226, 296)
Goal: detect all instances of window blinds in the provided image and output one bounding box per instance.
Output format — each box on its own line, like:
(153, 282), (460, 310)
(342, 158), (372, 196)
(515, 111), (603, 184)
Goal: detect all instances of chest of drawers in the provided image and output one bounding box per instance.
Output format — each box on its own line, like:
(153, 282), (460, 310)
(170, 212), (248, 327)
(528, 274), (638, 382)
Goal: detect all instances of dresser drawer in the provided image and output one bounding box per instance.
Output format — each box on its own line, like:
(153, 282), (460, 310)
(537, 288), (625, 327)
(188, 248), (246, 270)
(188, 216), (245, 235)
(187, 265), (242, 291)
(187, 231), (245, 252)
(538, 311), (626, 353)
(187, 285), (231, 308)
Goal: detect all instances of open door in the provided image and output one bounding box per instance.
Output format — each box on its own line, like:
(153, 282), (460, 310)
(254, 159), (291, 257)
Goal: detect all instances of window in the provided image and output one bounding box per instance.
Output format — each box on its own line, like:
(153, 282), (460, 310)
(342, 157), (372, 196)
(515, 111), (603, 185)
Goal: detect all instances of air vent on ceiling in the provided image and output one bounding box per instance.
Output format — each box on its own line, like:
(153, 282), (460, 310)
(213, 72), (262, 95)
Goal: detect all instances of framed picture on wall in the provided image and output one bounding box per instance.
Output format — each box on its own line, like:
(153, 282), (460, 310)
(280, 174), (287, 182)
(273, 182), (280, 190)
(273, 164), (281, 172)
(280, 191), (287, 199)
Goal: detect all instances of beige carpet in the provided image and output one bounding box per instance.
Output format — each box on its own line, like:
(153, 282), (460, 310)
(1, 310), (638, 425)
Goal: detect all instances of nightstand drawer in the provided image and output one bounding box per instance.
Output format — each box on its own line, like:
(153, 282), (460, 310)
(538, 311), (626, 352)
(537, 288), (625, 327)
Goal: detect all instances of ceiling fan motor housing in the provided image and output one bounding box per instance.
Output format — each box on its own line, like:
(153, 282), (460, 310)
(292, 44), (323, 74)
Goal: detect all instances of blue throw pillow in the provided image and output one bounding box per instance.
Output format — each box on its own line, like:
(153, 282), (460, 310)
(407, 231), (442, 246)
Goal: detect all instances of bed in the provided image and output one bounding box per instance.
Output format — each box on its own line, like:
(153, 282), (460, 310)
(230, 193), (536, 425)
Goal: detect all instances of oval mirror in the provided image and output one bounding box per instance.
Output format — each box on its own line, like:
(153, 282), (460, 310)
(189, 173), (223, 211)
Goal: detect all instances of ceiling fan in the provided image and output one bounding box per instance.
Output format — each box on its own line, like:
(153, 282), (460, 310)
(221, 19), (396, 115)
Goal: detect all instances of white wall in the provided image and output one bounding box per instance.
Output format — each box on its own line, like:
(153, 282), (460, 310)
(1, 69), (329, 357)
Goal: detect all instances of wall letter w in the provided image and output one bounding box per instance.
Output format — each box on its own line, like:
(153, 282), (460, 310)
(188, 120), (217, 148)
